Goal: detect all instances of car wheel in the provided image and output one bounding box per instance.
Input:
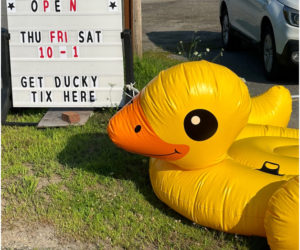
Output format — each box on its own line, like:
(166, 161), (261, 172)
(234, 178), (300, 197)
(221, 9), (236, 50)
(261, 25), (279, 80)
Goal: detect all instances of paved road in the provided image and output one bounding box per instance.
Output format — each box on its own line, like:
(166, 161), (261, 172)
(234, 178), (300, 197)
(142, 0), (299, 128)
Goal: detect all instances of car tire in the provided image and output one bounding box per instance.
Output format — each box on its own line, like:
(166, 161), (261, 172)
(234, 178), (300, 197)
(261, 24), (279, 80)
(221, 8), (236, 50)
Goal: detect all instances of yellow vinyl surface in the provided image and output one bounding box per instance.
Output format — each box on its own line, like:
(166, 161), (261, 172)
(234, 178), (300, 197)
(107, 61), (299, 249)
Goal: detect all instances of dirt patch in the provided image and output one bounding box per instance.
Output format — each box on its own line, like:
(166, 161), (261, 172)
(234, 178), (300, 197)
(2, 222), (100, 250)
(36, 174), (62, 191)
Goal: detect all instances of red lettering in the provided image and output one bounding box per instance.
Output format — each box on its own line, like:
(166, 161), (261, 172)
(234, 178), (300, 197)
(43, 0), (49, 12)
(50, 31), (55, 43)
(57, 31), (63, 42)
(64, 31), (68, 42)
(39, 47), (44, 58)
(39, 47), (53, 58)
(70, 0), (76, 12)
(73, 46), (79, 58)
(47, 47), (53, 58)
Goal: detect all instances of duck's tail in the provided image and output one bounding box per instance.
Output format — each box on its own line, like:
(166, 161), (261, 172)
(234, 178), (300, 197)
(249, 86), (292, 127)
(264, 176), (299, 250)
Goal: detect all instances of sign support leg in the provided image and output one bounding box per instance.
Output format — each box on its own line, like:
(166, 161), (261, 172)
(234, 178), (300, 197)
(1, 28), (12, 124)
(121, 29), (136, 104)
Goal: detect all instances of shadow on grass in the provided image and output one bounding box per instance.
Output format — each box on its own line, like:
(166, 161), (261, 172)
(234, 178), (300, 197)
(58, 132), (269, 250)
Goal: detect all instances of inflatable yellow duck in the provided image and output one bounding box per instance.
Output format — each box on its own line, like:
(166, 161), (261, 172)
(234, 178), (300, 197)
(107, 61), (299, 250)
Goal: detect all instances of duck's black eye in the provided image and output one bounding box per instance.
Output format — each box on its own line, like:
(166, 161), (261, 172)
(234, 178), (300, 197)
(135, 125), (141, 133)
(184, 109), (218, 141)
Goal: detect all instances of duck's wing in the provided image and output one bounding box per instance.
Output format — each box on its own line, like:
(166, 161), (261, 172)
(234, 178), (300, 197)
(248, 86), (292, 127)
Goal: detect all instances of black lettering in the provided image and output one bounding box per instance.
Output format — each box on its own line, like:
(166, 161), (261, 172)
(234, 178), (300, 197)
(35, 31), (41, 43)
(81, 91), (87, 102)
(72, 91), (78, 102)
(46, 91), (52, 102)
(64, 76), (70, 87)
(40, 91), (43, 102)
(28, 31), (34, 43)
(90, 91), (95, 102)
(64, 91), (70, 102)
(91, 76), (97, 87)
(21, 76), (27, 87)
(78, 31), (84, 43)
(95, 31), (101, 43)
(55, 0), (61, 12)
(86, 31), (93, 43)
(31, 0), (38, 12)
(29, 77), (35, 88)
(37, 77), (43, 88)
(20, 31), (26, 43)
(55, 76), (61, 87)
(82, 76), (88, 87)
(73, 76), (79, 87)
(31, 91), (37, 102)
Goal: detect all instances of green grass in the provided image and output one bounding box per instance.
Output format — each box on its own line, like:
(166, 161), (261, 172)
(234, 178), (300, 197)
(2, 52), (268, 249)
(134, 51), (181, 90)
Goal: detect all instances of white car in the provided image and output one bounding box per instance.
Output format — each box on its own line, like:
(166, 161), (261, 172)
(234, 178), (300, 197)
(220, 0), (299, 79)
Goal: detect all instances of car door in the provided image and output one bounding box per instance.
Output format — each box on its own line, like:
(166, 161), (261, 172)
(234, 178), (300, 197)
(229, 0), (267, 41)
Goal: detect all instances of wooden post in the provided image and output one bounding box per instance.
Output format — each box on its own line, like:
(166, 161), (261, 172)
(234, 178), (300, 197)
(123, 0), (132, 30)
(132, 0), (142, 58)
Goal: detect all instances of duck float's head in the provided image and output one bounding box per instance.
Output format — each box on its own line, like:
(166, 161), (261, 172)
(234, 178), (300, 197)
(107, 60), (251, 170)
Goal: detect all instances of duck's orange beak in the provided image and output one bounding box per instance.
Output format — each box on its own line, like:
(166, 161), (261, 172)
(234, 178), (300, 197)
(107, 94), (189, 161)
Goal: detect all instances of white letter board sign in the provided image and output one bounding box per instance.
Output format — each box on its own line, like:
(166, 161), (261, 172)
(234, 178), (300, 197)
(6, 0), (125, 107)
